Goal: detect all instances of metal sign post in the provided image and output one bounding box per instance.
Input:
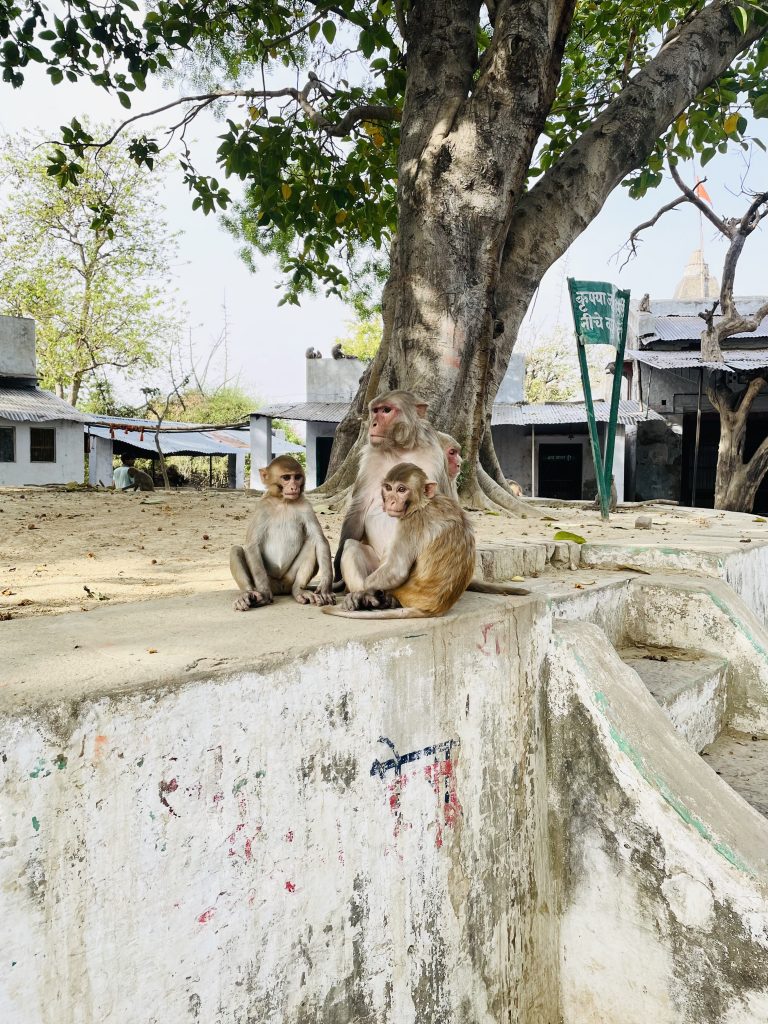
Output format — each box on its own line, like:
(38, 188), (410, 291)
(567, 278), (631, 520)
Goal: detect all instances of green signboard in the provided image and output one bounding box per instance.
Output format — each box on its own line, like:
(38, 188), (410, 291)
(567, 278), (631, 520)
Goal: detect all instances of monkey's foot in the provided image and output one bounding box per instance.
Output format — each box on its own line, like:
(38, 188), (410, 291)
(233, 590), (273, 611)
(343, 590), (398, 612)
(294, 589), (336, 606)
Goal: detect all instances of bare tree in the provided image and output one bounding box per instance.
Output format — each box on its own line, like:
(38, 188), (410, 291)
(624, 160), (768, 512)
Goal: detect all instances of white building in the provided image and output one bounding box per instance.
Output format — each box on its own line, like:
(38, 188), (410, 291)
(0, 316), (86, 486)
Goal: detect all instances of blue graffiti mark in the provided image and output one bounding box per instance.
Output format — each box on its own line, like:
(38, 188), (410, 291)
(370, 736), (459, 780)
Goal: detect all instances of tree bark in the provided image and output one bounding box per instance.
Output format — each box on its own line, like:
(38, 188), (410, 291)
(708, 373), (768, 513)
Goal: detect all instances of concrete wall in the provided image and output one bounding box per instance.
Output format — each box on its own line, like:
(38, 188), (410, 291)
(0, 595), (558, 1024)
(0, 315), (36, 378)
(307, 358), (365, 401)
(88, 434), (114, 487)
(306, 420), (338, 489)
(0, 418), (84, 485)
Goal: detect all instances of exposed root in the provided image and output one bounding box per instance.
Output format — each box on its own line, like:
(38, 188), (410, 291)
(476, 466), (547, 519)
(308, 485), (350, 511)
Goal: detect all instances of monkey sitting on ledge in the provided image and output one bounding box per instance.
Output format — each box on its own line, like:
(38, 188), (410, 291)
(324, 463), (530, 619)
(230, 455), (334, 610)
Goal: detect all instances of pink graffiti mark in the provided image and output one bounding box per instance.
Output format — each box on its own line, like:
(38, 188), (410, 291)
(159, 777), (180, 817)
(477, 623), (500, 657)
(284, 830), (294, 843)
(386, 773), (413, 840)
(225, 821), (262, 861)
(198, 907), (216, 924)
(212, 791), (224, 805)
(285, 881), (296, 893)
(424, 756), (463, 848)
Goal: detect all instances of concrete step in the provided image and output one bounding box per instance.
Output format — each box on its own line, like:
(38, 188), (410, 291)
(617, 645), (728, 752)
(702, 732), (768, 819)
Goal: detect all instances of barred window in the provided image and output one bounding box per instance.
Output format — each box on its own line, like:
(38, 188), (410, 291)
(30, 427), (56, 463)
(0, 426), (14, 462)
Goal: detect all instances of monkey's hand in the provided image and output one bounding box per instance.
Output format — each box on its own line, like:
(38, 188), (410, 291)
(294, 587), (336, 606)
(233, 589), (273, 611)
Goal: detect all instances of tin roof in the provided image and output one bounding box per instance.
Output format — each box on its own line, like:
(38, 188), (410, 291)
(626, 349), (768, 372)
(86, 415), (302, 457)
(255, 399), (659, 427)
(640, 314), (768, 344)
(0, 384), (87, 423)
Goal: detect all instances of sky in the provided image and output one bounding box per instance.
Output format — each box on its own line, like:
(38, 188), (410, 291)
(2, 60), (767, 406)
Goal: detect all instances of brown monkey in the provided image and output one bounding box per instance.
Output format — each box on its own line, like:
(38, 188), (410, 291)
(127, 466), (155, 491)
(230, 455), (334, 610)
(436, 431), (462, 499)
(336, 390), (452, 589)
(507, 478), (523, 497)
(325, 464), (530, 619)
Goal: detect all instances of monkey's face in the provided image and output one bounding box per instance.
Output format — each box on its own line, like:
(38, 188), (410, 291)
(277, 470), (304, 501)
(381, 479), (412, 518)
(445, 445), (462, 479)
(369, 402), (399, 446)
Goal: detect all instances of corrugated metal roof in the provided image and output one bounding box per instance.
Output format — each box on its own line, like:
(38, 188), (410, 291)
(256, 401), (351, 423)
(256, 399), (659, 427)
(87, 422), (302, 457)
(641, 314), (768, 343)
(491, 400), (662, 426)
(626, 349), (768, 372)
(0, 385), (87, 423)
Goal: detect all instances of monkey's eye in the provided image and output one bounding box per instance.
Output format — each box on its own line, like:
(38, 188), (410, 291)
(384, 484), (392, 491)
(397, 485), (407, 493)
(383, 406), (392, 414)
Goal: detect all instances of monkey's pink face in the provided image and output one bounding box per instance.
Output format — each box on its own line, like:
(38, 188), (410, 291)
(381, 480), (411, 518)
(445, 446), (462, 479)
(279, 472), (304, 500)
(369, 402), (399, 445)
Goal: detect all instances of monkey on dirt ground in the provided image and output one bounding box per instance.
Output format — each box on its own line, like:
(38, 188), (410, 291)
(336, 390), (452, 591)
(230, 455), (334, 611)
(324, 463), (530, 619)
(127, 466), (155, 491)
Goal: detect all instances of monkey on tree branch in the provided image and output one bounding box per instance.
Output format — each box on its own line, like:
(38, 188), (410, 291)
(622, 155), (768, 513)
(6, 0), (768, 508)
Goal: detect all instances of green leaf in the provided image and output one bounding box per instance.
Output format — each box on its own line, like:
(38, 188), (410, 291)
(322, 20), (336, 44)
(308, 21), (320, 43)
(117, 91), (131, 109)
(753, 93), (768, 118)
(731, 5), (749, 33)
(554, 530), (586, 544)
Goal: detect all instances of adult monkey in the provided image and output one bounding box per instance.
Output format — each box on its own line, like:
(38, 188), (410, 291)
(436, 431), (462, 498)
(335, 390), (452, 590)
(127, 466), (155, 491)
(230, 455), (334, 610)
(324, 463), (529, 619)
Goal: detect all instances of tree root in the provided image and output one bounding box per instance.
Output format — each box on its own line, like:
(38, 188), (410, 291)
(476, 466), (547, 519)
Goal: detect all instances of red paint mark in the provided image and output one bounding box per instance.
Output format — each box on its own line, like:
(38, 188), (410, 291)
(159, 777), (180, 817)
(386, 773), (413, 839)
(244, 837), (253, 862)
(212, 792), (224, 805)
(226, 822), (246, 856)
(424, 757), (463, 847)
(284, 830), (294, 843)
(247, 889), (258, 908)
(93, 735), (108, 764)
(284, 881), (296, 893)
(197, 907), (216, 924)
(237, 792), (248, 820)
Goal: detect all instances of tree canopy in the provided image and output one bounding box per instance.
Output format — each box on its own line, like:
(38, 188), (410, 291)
(0, 126), (183, 406)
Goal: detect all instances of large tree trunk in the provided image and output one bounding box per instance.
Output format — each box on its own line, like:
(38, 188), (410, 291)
(709, 374), (768, 513)
(323, 0), (764, 505)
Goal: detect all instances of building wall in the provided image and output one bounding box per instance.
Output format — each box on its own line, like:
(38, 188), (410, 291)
(0, 315), (36, 378)
(0, 418), (84, 485)
(306, 358), (365, 401)
(492, 424), (625, 501)
(305, 420), (338, 489)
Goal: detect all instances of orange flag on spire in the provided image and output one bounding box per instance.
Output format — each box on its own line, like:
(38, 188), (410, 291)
(694, 178), (713, 204)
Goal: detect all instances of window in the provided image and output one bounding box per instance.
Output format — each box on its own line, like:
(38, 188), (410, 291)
(0, 426), (14, 462)
(30, 427), (56, 463)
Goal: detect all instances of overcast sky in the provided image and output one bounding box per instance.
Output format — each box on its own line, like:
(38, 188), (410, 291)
(2, 64), (766, 405)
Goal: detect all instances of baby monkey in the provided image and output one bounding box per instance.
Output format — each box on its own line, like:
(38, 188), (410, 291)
(324, 463), (477, 619)
(230, 455), (334, 611)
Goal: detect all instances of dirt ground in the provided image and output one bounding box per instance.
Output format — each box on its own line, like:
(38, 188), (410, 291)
(1, 486), (766, 621)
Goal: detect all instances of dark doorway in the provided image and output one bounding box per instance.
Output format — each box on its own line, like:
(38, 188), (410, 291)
(538, 443), (583, 500)
(316, 436), (334, 486)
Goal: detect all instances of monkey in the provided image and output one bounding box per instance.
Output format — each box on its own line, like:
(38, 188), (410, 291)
(331, 342), (355, 360)
(507, 478), (523, 497)
(436, 431), (462, 498)
(229, 455), (334, 611)
(335, 390), (453, 590)
(305, 347), (322, 359)
(127, 466), (155, 491)
(324, 464), (530, 619)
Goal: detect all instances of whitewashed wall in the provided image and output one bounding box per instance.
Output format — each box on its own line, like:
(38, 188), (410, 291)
(0, 418), (83, 485)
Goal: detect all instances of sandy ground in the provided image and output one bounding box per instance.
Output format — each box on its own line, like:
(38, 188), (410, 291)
(1, 486), (767, 621)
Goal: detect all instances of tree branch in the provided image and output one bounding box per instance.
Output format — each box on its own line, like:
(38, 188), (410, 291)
(668, 158), (731, 236)
(618, 193), (688, 268)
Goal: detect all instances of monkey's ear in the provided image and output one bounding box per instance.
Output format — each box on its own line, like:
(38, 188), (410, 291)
(424, 481), (437, 499)
(258, 467), (269, 485)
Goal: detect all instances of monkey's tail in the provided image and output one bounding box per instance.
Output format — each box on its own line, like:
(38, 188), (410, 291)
(320, 606), (430, 619)
(468, 580), (531, 596)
